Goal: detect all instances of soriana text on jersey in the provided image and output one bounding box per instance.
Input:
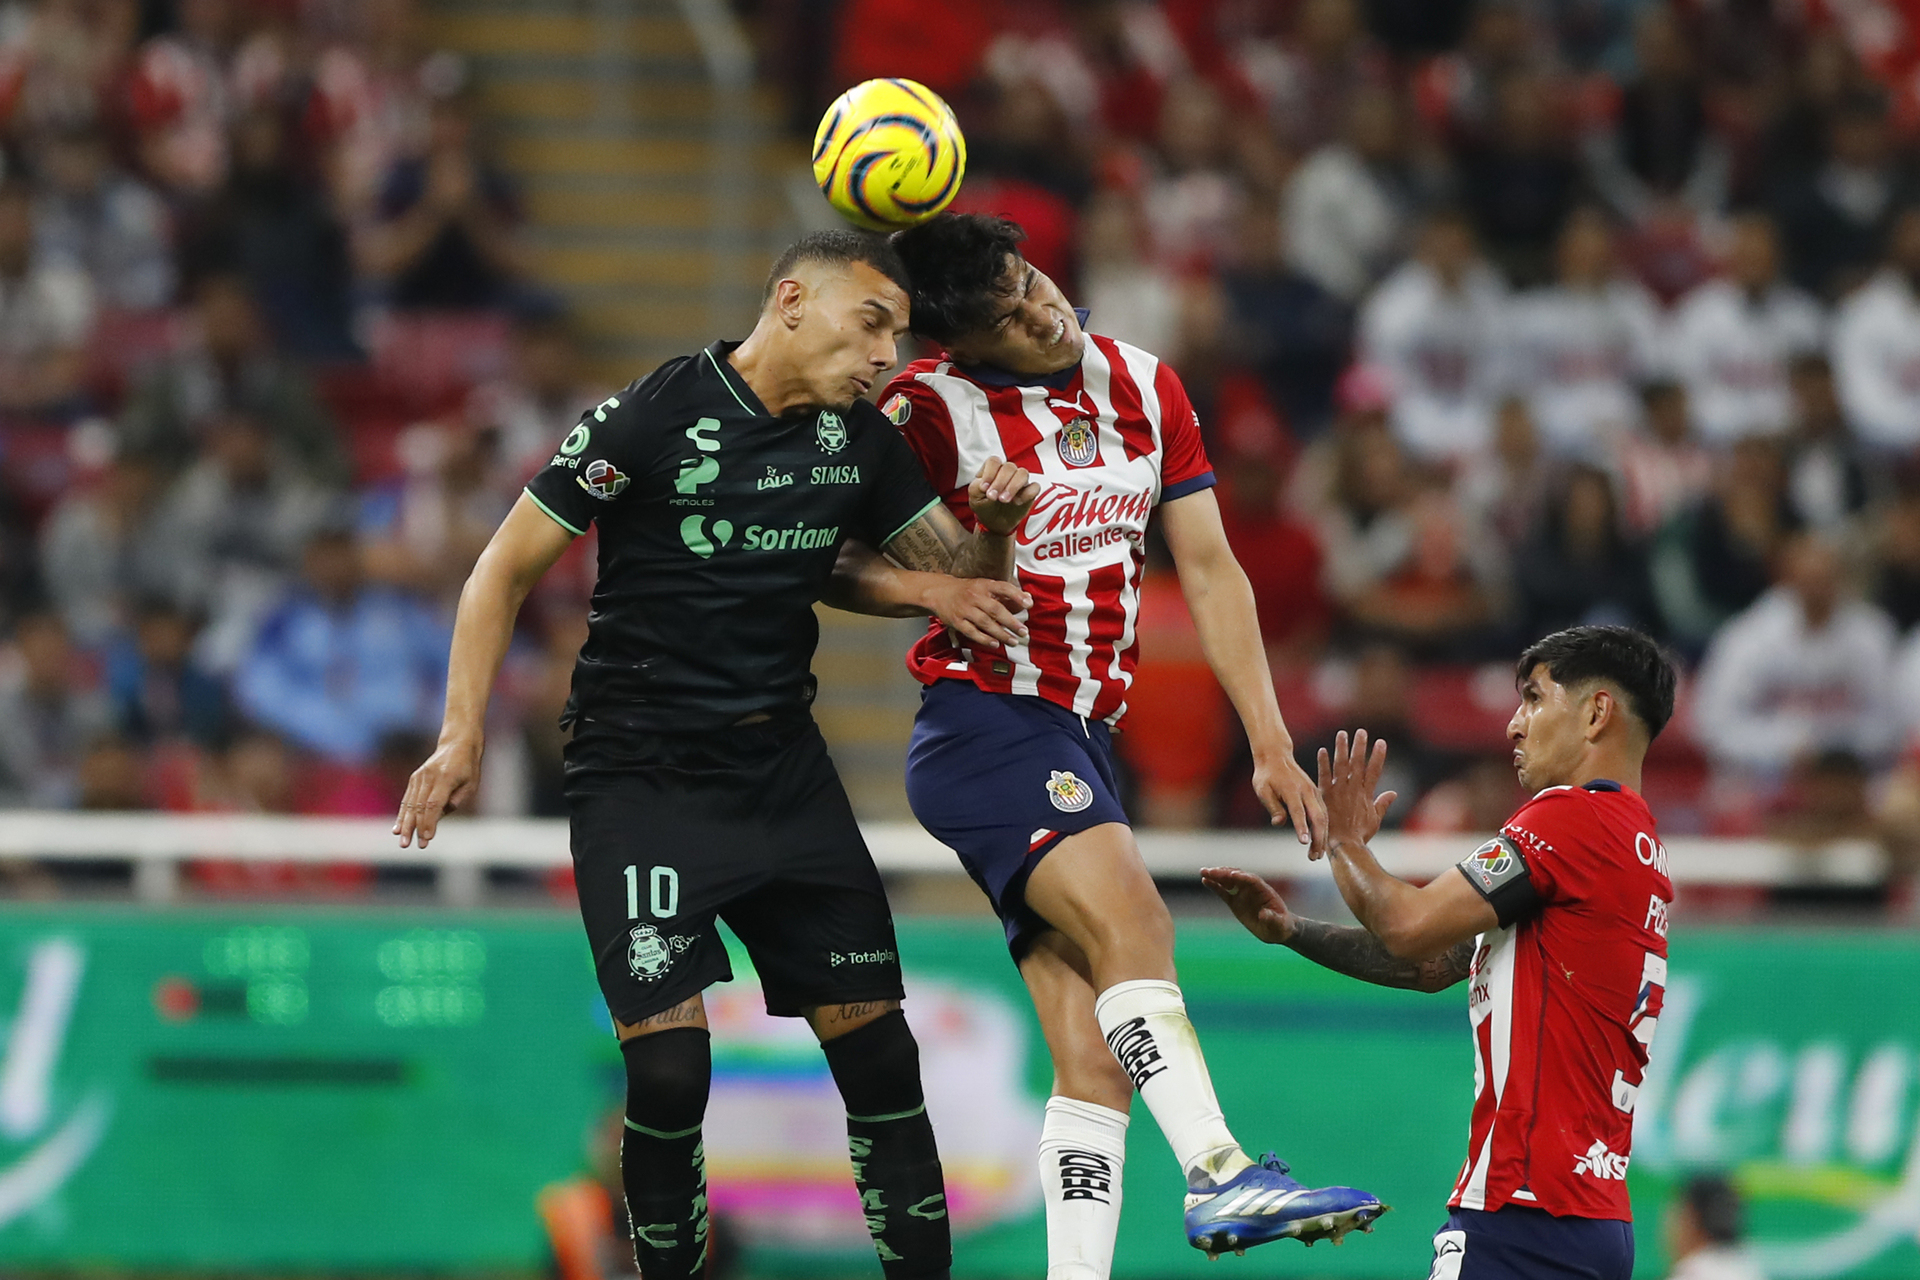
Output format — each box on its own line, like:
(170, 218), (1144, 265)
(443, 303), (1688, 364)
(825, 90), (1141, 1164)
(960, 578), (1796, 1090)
(881, 333), (1217, 726)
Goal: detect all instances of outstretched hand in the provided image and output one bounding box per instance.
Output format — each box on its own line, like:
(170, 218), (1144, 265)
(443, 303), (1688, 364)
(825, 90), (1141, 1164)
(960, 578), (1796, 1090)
(1319, 729), (1397, 852)
(1200, 866), (1296, 945)
(926, 576), (1032, 648)
(1253, 750), (1329, 855)
(968, 456), (1041, 536)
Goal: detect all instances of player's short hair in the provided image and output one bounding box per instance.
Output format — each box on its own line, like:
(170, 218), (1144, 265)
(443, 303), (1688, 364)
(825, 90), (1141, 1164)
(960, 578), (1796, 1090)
(762, 229), (910, 305)
(1681, 1174), (1744, 1244)
(1515, 625), (1677, 740)
(888, 212), (1027, 343)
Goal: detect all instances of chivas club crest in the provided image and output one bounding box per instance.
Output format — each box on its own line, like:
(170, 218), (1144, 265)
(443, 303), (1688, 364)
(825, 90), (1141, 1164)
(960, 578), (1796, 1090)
(1057, 418), (1098, 468)
(1046, 770), (1094, 813)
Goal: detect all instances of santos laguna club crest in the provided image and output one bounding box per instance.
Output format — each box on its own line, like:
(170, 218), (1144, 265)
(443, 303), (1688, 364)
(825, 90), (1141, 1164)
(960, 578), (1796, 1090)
(1057, 418), (1098, 468)
(627, 925), (695, 982)
(816, 411), (849, 454)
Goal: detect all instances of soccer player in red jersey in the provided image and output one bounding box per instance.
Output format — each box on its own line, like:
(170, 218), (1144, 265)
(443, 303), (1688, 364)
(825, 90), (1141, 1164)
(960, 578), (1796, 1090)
(830, 212), (1385, 1270)
(1205, 625), (1678, 1280)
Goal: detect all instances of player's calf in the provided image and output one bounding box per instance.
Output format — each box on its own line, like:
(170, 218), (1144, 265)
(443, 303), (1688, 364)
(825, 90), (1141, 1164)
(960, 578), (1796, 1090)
(820, 1010), (952, 1280)
(619, 1028), (712, 1280)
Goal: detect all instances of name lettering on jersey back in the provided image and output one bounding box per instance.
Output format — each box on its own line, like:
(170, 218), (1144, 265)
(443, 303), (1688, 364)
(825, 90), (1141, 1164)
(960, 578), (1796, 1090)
(1644, 894), (1670, 938)
(1635, 831), (1669, 876)
(1016, 483), (1152, 561)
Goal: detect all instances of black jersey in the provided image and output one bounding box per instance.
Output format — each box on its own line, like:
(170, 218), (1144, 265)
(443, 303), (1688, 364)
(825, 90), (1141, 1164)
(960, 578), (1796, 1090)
(524, 340), (940, 732)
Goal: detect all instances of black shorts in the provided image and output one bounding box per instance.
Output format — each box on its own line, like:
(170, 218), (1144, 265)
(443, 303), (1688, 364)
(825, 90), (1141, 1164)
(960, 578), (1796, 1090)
(563, 714), (905, 1025)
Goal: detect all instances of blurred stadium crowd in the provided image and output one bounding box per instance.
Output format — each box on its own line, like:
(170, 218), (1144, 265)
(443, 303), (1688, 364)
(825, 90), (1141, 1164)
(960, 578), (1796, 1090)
(758, 0), (1920, 894)
(1, 0), (1919, 905)
(0, 0), (600, 865)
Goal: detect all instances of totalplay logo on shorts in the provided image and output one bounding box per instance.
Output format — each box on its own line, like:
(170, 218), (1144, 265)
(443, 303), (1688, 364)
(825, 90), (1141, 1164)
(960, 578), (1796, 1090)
(829, 949), (897, 968)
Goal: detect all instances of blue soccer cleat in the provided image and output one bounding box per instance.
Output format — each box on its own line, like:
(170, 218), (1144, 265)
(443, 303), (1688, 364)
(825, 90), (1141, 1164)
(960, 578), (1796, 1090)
(1183, 1152), (1388, 1256)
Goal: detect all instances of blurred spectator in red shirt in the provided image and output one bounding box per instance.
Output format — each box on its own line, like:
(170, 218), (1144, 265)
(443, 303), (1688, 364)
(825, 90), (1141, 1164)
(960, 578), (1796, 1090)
(830, 0), (999, 101)
(1215, 448), (1328, 659)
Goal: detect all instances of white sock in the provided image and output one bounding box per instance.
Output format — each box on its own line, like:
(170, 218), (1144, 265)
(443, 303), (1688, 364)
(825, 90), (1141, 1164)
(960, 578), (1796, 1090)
(1038, 1097), (1129, 1280)
(1093, 979), (1251, 1187)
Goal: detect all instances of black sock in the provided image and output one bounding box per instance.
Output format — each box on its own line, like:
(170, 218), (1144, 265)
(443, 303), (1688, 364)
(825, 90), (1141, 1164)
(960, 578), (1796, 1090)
(821, 1011), (952, 1280)
(620, 1028), (712, 1280)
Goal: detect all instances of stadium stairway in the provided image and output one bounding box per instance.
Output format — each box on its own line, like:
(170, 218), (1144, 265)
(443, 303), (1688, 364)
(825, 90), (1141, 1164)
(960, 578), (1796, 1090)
(425, 0), (796, 385)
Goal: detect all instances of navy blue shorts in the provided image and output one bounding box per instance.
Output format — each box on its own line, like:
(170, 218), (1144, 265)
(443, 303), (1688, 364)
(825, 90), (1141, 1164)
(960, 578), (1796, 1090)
(904, 679), (1129, 958)
(1429, 1207), (1634, 1280)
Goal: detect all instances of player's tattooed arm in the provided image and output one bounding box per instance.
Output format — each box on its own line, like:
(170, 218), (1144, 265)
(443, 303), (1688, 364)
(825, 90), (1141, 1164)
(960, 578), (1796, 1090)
(1201, 865), (1472, 993)
(1286, 920), (1475, 993)
(881, 457), (1040, 580)
(825, 538), (1031, 646)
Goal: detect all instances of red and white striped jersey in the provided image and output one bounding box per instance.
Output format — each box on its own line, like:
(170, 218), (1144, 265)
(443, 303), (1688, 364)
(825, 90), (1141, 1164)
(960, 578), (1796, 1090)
(879, 334), (1215, 724)
(1451, 781), (1673, 1221)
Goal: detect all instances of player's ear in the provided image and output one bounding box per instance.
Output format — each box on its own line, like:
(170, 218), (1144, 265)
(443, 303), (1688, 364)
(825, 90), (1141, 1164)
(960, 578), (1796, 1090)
(1585, 687), (1614, 742)
(771, 277), (807, 329)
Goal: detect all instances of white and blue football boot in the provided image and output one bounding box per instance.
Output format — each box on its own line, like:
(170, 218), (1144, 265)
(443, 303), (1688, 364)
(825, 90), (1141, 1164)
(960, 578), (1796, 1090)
(1184, 1152), (1387, 1256)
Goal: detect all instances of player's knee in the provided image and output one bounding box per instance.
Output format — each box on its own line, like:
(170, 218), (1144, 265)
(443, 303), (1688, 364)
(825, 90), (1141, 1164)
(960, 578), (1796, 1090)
(621, 1026), (712, 1132)
(820, 1009), (925, 1115)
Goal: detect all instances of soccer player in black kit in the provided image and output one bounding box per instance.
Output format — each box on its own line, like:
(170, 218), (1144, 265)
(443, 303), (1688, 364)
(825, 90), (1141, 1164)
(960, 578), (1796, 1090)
(393, 230), (1039, 1280)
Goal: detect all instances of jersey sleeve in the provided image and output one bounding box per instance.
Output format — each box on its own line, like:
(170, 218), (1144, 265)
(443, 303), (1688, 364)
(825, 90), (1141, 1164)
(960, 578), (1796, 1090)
(1154, 362), (1216, 502)
(880, 371), (966, 498)
(1495, 788), (1602, 908)
(523, 393), (641, 536)
(858, 402), (944, 548)
(1456, 833), (1544, 927)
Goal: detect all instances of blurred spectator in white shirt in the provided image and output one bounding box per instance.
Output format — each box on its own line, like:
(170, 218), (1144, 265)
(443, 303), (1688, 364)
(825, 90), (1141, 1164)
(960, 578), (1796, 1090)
(1285, 86), (1432, 303)
(39, 453), (170, 647)
(1666, 214), (1826, 444)
(33, 122), (174, 311)
(1783, 354), (1876, 534)
(0, 179), (93, 416)
(1499, 208), (1662, 457)
(1695, 533), (1901, 778)
(1663, 1175), (1764, 1280)
(1080, 188), (1183, 363)
(360, 420), (510, 609)
(1457, 396), (1550, 552)
(1831, 205), (1920, 452)
(466, 312), (601, 494)
(1360, 210), (1507, 462)
(149, 413), (336, 673)
(1141, 77), (1242, 271)
(1615, 380), (1713, 536)
(1238, 0), (1386, 154)
(0, 610), (114, 808)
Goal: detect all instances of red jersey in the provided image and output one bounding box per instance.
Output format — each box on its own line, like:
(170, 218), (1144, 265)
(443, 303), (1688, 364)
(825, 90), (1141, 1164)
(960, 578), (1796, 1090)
(880, 334), (1216, 724)
(1450, 781), (1673, 1221)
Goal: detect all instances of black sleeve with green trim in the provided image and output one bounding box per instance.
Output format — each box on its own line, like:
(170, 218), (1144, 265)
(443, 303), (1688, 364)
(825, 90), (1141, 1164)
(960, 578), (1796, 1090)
(860, 405), (944, 548)
(523, 392), (640, 535)
(1455, 834), (1544, 928)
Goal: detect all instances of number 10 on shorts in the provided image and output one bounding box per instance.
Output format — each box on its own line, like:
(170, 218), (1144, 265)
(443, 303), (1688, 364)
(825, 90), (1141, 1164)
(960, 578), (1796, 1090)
(624, 865), (679, 920)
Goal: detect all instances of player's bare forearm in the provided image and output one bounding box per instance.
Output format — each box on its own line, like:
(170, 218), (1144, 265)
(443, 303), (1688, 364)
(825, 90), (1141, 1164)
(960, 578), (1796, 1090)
(824, 539), (945, 617)
(1285, 917), (1474, 992)
(884, 505), (1017, 581)
(827, 538), (1031, 647)
(1162, 490), (1324, 843)
(1327, 837), (1438, 957)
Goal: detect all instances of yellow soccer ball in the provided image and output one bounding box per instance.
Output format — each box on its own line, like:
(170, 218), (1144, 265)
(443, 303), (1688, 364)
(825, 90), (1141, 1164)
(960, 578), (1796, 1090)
(812, 78), (967, 231)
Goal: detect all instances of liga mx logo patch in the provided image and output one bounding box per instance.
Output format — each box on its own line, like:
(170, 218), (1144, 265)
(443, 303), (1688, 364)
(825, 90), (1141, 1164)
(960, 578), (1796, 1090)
(1057, 418), (1098, 467)
(1046, 770), (1094, 813)
(1461, 835), (1523, 893)
(580, 458), (630, 500)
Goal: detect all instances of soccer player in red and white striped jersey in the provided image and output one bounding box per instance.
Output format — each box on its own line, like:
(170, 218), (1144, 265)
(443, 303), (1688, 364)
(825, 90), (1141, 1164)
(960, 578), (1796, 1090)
(831, 212), (1385, 1269)
(1205, 626), (1678, 1280)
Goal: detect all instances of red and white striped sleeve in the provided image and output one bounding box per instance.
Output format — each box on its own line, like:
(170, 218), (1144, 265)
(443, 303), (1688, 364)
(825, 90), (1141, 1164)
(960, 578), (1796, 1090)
(879, 364), (968, 512)
(1154, 362), (1216, 502)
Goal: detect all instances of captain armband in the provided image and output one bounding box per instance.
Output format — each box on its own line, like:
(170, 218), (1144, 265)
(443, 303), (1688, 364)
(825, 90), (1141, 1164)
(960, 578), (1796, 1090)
(1456, 834), (1543, 927)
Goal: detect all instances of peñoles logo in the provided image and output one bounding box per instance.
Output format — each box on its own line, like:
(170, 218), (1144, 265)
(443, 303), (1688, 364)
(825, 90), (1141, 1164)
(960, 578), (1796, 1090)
(1015, 483), (1152, 562)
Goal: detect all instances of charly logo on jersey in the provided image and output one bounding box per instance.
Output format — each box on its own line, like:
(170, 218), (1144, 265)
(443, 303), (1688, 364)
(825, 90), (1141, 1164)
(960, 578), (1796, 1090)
(881, 393), (911, 426)
(1057, 418), (1099, 468)
(579, 458), (630, 500)
(1046, 770), (1094, 813)
(627, 925), (695, 982)
(816, 411), (850, 454)
(679, 515), (734, 559)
